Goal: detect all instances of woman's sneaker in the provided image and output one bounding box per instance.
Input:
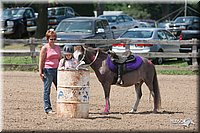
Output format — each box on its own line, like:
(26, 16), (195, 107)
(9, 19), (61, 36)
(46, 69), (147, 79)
(45, 110), (55, 114)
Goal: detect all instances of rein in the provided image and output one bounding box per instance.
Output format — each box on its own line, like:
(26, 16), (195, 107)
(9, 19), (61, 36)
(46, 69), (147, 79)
(79, 47), (99, 67)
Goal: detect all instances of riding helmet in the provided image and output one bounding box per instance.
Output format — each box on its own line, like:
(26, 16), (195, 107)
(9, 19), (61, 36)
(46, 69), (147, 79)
(63, 45), (74, 54)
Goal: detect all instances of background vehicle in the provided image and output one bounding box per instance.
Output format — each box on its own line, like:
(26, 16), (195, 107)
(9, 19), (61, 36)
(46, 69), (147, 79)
(169, 16), (200, 36)
(157, 21), (170, 29)
(98, 14), (140, 38)
(112, 28), (180, 65)
(179, 30), (200, 65)
(2, 7), (37, 39)
(48, 6), (75, 29)
(53, 17), (114, 50)
(138, 19), (157, 28)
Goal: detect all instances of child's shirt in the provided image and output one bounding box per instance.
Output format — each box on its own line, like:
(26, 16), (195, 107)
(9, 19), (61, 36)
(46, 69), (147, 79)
(58, 57), (78, 69)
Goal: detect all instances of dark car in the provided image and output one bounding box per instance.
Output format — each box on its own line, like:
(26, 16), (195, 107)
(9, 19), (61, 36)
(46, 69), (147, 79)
(169, 16), (200, 36)
(98, 14), (140, 38)
(48, 6), (75, 29)
(52, 17), (114, 50)
(1, 7), (37, 38)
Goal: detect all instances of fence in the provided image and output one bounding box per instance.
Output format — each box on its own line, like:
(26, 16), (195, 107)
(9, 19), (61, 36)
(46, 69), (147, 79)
(1, 38), (199, 70)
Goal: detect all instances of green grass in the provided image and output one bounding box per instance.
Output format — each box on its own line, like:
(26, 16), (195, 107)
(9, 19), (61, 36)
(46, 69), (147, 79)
(2, 56), (38, 64)
(157, 69), (198, 75)
(161, 58), (189, 67)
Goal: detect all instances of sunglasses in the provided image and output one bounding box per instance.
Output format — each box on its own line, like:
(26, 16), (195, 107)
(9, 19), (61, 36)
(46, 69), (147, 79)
(66, 54), (72, 56)
(49, 38), (56, 41)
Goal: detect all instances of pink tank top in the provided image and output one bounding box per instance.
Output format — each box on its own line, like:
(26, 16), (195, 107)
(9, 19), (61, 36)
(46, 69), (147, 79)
(44, 45), (61, 68)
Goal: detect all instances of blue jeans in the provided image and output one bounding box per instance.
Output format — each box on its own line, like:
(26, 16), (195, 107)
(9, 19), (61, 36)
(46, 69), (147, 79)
(43, 68), (57, 113)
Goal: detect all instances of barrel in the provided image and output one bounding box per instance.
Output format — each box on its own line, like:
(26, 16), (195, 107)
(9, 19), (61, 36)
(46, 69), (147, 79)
(57, 68), (90, 118)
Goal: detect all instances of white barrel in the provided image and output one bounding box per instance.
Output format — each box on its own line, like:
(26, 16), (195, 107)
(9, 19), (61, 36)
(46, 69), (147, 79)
(57, 69), (90, 118)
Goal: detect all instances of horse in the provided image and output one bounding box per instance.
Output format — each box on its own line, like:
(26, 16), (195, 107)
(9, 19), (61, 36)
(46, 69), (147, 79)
(74, 45), (161, 114)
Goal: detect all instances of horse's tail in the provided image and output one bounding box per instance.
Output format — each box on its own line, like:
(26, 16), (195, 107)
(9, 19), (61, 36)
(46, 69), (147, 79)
(153, 69), (161, 110)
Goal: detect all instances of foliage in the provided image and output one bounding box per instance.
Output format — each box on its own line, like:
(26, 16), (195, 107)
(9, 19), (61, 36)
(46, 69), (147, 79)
(102, 3), (199, 20)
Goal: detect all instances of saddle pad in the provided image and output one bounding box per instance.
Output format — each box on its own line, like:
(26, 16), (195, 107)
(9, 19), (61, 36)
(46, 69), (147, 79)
(106, 55), (143, 72)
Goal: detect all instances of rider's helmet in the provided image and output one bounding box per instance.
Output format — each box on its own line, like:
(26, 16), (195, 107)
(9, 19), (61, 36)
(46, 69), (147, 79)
(63, 45), (74, 55)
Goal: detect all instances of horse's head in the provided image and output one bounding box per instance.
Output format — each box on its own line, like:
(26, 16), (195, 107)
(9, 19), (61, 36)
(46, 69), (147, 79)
(73, 45), (101, 67)
(73, 45), (84, 61)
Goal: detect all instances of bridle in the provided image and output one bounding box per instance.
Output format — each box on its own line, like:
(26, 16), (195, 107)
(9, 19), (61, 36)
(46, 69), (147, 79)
(79, 46), (99, 67)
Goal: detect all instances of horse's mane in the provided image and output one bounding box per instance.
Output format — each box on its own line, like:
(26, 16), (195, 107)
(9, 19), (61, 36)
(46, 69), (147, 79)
(85, 46), (108, 55)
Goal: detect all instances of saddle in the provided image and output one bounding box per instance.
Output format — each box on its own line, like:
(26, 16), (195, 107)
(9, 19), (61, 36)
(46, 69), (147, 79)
(107, 51), (136, 85)
(108, 51), (136, 64)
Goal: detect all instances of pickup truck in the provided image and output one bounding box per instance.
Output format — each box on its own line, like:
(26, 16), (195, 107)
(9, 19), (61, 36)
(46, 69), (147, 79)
(2, 7), (37, 39)
(169, 16), (200, 37)
(43, 17), (114, 51)
(48, 6), (75, 29)
(179, 30), (200, 65)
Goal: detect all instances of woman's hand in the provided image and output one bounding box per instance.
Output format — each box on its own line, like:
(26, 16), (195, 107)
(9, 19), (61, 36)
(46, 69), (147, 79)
(40, 73), (45, 81)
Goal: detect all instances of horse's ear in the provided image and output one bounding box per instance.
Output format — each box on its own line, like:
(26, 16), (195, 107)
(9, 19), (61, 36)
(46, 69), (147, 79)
(83, 44), (89, 49)
(82, 45), (87, 51)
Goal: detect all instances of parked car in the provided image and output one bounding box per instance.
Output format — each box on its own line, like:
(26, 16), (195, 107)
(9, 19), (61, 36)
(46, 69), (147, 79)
(157, 22), (170, 29)
(1, 7), (37, 39)
(112, 28), (180, 65)
(169, 16), (200, 36)
(98, 14), (140, 38)
(52, 17), (114, 50)
(48, 6), (75, 29)
(138, 19), (157, 28)
(138, 22), (152, 28)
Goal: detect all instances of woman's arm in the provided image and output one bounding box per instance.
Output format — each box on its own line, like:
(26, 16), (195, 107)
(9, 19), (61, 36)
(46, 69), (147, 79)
(39, 46), (46, 80)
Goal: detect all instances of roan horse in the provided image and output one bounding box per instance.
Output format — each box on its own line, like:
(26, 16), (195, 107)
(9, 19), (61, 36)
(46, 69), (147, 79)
(74, 45), (161, 114)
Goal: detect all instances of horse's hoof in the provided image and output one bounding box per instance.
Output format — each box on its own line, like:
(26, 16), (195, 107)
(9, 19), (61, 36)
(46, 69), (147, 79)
(129, 109), (136, 113)
(101, 111), (109, 115)
(153, 110), (158, 113)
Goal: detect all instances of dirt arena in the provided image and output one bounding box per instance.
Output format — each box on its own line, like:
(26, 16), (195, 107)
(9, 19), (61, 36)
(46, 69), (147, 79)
(2, 71), (199, 132)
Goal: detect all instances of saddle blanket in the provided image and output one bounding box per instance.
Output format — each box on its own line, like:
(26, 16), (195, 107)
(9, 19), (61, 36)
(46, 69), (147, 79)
(106, 55), (143, 73)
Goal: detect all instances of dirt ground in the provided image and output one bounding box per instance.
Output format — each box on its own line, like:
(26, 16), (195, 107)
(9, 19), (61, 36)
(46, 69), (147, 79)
(1, 71), (199, 132)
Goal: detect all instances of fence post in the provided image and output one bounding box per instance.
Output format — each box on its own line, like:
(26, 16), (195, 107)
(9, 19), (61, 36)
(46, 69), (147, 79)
(29, 38), (36, 64)
(191, 40), (198, 67)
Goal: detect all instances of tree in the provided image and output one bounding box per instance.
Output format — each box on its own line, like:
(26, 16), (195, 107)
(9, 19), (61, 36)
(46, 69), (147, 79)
(34, 4), (48, 39)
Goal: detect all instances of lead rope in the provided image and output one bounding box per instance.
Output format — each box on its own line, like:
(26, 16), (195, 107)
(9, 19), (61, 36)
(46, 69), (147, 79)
(88, 49), (99, 66)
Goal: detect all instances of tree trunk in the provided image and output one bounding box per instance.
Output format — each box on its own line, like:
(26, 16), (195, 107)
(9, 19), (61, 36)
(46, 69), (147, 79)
(96, 3), (104, 17)
(34, 4), (48, 39)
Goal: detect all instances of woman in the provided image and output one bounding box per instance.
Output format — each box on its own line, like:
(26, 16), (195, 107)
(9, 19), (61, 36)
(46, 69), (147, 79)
(39, 30), (61, 114)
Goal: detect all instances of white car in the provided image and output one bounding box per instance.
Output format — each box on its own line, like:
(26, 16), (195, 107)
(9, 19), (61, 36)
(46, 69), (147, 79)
(112, 28), (180, 64)
(98, 14), (140, 38)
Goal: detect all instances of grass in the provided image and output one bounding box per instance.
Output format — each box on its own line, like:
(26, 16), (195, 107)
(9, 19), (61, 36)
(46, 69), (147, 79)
(2, 56), (37, 64)
(157, 69), (198, 75)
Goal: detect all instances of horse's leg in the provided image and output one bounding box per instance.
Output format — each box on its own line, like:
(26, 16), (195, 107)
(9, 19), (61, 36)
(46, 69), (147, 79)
(145, 82), (157, 113)
(102, 83), (111, 114)
(129, 82), (143, 113)
(145, 73), (161, 113)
